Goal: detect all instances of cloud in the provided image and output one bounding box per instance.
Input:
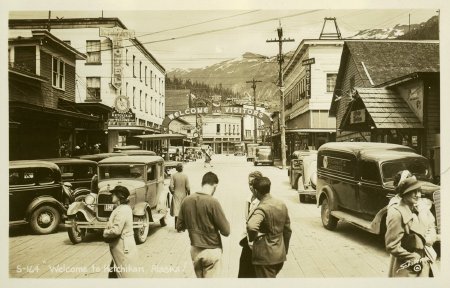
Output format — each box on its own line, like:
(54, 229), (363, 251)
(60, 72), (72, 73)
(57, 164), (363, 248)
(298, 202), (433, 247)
(215, 46), (223, 53)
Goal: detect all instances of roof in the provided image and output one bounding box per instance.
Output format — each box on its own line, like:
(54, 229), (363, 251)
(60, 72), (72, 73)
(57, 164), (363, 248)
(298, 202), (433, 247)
(359, 150), (427, 162)
(119, 150), (157, 156)
(78, 153), (126, 161)
(165, 89), (190, 112)
(330, 40), (439, 116)
(10, 160), (60, 170)
(318, 142), (415, 156)
(341, 88), (423, 129)
(99, 155), (164, 164)
(38, 158), (97, 165)
(134, 133), (187, 140)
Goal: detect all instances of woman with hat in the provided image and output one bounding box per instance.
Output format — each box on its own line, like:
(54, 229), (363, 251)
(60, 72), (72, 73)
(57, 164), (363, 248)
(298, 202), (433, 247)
(103, 185), (139, 278)
(385, 175), (437, 277)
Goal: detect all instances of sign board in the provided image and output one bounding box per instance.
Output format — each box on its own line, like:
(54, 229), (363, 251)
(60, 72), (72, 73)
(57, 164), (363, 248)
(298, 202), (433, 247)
(108, 108), (136, 127)
(182, 125), (195, 130)
(100, 27), (135, 90)
(350, 109), (366, 124)
(302, 58), (315, 66)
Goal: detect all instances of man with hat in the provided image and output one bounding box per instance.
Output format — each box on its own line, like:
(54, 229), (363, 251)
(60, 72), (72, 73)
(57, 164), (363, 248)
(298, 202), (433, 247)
(103, 185), (139, 278)
(385, 176), (438, 277)
(169, 163), (190, 229)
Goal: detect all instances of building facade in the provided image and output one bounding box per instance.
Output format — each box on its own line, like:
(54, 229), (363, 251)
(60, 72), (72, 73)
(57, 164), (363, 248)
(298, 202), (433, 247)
(280, 39), (342, 158)
(329, 40), (439, 160)
(10, 18), (166, 152)
(241, 104), (266, 144)
(9, 30), (104, 159)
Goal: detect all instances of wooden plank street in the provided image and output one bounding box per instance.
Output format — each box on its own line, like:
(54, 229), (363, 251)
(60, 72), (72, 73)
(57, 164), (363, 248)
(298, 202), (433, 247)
(9, 154), (393, 278)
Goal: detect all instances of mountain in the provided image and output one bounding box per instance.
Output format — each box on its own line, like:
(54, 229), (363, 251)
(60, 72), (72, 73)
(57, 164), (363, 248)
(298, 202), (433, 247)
(397, 15), (439, 40)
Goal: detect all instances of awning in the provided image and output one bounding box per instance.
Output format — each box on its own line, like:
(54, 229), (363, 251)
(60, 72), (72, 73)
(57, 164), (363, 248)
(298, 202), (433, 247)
(134, 133), (187, 140)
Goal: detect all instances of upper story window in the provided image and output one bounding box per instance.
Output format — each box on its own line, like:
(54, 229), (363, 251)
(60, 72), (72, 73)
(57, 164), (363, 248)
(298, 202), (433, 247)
(145, 66), (148, 85)
(86, 40), (101, 64)
(125, 49), (128, 66)
(86, 77), (101, 101)
(139, 90), (143, 111)
(133, 55), (136, 77)
(216, 124), (220, 135)
(52, 57), (65, 90)
(125, 82), (128, 96)
(133, 87), (136, 108)
(139, 61), (142, 81)
(155, 75), (157, 92)
(145, 93), (148, 113)
(150, 70), (153, 89)
(327, 73), (338, 92)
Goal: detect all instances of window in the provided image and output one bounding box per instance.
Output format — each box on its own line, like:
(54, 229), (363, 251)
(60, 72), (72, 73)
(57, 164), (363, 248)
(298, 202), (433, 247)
(155, 75), (157, 92)
(86, 77), (101, 100)
(147, 165), (156, 181)
(145, 66), (147, 85)
(327, 73), (338, 92)
(52, 57), (65, 89)
(232, 125), (235, 135)
(133, 87), (136, 108)
(139, 61), (142, 81)
(216, 124), (220, 134)
(237, 125), (240, 135)
(150, 70), (153, 89)
(125, 49), (128, 65)
(150, 97), (153, 115)
(133, 55), (136, 77)
(245, 130), (252, 138)
(86, 40), (101, 63)
(139, 90), (142, 111)
(360, 161), (380, 183)
(125, 82), (128, 96)
(145, 94), (148, 113)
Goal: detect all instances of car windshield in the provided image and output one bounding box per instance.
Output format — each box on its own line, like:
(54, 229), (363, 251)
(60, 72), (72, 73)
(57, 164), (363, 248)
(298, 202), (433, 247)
(381, 158), (431, 184)
(257, 149), (271, 156)
(98, 164), (145, 180)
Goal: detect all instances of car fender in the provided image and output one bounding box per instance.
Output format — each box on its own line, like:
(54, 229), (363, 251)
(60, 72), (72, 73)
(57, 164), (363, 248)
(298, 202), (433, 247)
(66, 201), (96, 222)
(25, 196), (66, 220)
(133, 202), (151, 217)
(72, 187), (91, 199)
(317, 185), (337, 210)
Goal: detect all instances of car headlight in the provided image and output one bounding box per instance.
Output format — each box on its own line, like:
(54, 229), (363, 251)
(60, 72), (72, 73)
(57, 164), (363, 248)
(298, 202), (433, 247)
(84, 194), (95, 205)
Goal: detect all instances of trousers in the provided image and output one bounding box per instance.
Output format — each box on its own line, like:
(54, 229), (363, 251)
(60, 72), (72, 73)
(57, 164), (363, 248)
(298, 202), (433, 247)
(190, 246), (222, 278)
(238, 237), (256, 278)
(254, 263), (284, 278)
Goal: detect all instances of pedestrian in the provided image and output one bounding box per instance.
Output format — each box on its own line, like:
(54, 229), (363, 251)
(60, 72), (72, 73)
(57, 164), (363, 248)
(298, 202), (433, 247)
(103, 185), (139, 278)
(204, 147), (213, 168)
(169, 163), (190, 229)
(247, 176), (292, 278)
(176, 172), (230, 278)
(93, 143), (101, 154)
(73, 145), (81, 157)
(238, 171), (263, 278)
(385, 175), (438, 277)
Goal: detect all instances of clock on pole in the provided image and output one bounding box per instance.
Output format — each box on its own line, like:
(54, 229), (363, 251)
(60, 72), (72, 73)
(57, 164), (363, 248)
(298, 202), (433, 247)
(114, 95), (130, 113)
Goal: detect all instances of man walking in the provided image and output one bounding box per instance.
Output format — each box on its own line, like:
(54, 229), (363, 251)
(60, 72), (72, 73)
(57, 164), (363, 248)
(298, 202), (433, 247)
(247, 177), (292, 278)
(176, 172), (230, 278)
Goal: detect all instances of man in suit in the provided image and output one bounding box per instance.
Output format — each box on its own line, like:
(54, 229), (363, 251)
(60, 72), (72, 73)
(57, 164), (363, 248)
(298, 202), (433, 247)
(247, 176), (292, 278)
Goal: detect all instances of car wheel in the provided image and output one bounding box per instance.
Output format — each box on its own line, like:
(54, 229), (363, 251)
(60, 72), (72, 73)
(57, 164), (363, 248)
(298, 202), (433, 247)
(134, 210), (150, 244)
(321, 198), (338, 230)
(67, 217), (87, 244)
(29, 205), (61, 235)
(299, 194), (306, 203)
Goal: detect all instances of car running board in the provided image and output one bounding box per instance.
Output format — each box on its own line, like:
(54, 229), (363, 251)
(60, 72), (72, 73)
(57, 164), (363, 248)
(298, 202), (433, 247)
(331, 211), (377, 234)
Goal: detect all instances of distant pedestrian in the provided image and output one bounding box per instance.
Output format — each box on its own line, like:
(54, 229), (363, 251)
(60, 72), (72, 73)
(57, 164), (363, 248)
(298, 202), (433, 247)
(169, 163), (190, 228)
(385, 175), (438, 277)
(247, 177), (292, 278)
(93, 144), (101, 154)
(73, 146), (81, 157)
(204, 147), (213, 168)
(103, 185), (139, 278)
(238, 171), (263, 278)
(177, 172), (230, 278)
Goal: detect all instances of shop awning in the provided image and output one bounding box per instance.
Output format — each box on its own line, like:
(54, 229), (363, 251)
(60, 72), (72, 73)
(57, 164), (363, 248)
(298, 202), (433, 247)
(134, 133), (187, 141)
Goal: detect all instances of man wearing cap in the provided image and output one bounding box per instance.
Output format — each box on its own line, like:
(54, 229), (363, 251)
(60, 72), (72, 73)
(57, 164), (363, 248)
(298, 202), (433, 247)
(103, 185), (139, 278)
(169, 163), (190, 228)
(385, 176), (438, 277)
(176, 172), (230, 278)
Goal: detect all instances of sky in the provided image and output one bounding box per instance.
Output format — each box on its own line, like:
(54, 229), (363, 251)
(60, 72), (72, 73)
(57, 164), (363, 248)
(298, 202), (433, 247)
(9, 9), (438, 70)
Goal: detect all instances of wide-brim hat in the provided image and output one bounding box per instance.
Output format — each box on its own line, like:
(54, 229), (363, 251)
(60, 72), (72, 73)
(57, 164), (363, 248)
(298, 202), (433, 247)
(110, 185), (130, 199)
(398, 177), (422, 196)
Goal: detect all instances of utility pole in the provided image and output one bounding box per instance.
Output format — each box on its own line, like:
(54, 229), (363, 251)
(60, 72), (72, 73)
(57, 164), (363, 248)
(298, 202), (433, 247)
(267, 21), (294, 170)
(246, 78), (262, 143)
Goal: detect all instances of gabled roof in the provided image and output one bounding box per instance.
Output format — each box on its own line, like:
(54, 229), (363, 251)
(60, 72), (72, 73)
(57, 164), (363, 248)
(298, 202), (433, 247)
(330, 40), (439, 116)
(341, 87), (423, 129)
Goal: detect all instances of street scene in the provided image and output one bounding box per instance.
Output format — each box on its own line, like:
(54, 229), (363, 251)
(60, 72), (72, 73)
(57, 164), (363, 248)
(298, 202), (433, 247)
(7, 7), (443, 282)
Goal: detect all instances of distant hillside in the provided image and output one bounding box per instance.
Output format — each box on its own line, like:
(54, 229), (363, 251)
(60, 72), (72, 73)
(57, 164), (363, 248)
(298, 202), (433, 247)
(397, 15), (439, 40)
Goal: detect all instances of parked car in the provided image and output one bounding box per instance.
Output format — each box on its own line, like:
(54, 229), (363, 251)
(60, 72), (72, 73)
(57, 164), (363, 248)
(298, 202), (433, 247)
(65, 156), (169, 244)
(41, 158), (97, 201)
(9, 160), (73, 234)
(164, 160), (182, 179)
(288, 150), (317, 189)
(234, 143), (245, 156)
(254, 146), (274, 166)
(246, 143), (259, 162)
(297, 154), (318, 203)
(316, 142), (439, 237)
(113, 145), (141, 152)
(78, 152), (126, 162)
(116, 150), (156, 156)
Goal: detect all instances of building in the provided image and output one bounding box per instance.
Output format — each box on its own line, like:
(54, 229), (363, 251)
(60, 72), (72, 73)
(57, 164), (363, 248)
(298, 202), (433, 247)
(280, 39), (342, 158)
(9, 30), (105, 159)
(329, 40), (439, 159)
(241, 104), (267, 144)
(10, 18), (166, 152)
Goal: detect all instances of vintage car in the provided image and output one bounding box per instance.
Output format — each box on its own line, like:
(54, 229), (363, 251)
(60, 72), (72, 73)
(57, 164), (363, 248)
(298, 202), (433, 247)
(78, 152), (126, 162)
(112, 145), (141, 152)
(41, 158), (97, 201)
(254, 146), (274, 166)
(288, 150), (318, 189)
(316, 142), (439, 237)
(65, 156), (169, 244)
(234, 143), (246, 156)
(297, 154), (318, 203)
(246, 143), (259, 162)
(9, 160), (73, 234)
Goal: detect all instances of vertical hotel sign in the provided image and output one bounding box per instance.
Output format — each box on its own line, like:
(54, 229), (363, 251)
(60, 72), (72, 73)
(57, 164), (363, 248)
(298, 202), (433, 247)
(99, 27), (135, 90)
(302, 58), (315, 98)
